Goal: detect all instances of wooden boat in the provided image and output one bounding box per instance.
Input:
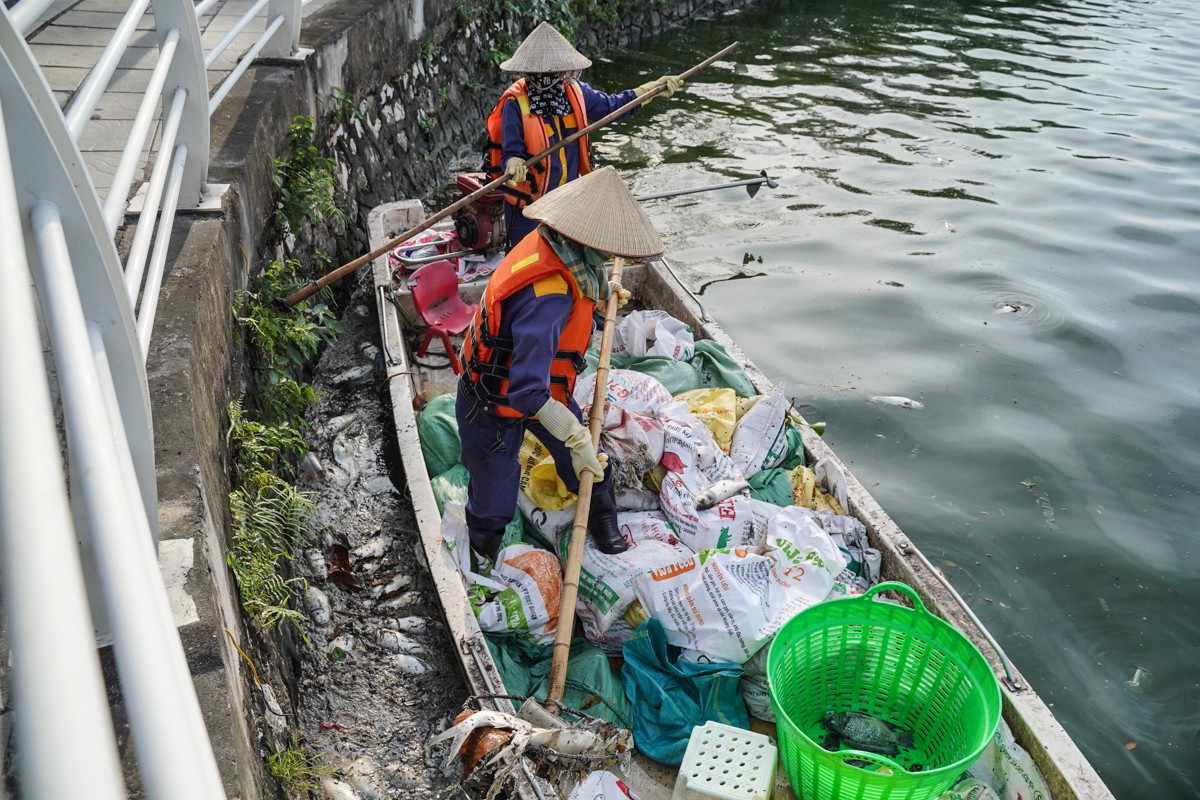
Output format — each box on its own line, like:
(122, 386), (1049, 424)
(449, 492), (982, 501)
(367, 199), (1115, 800)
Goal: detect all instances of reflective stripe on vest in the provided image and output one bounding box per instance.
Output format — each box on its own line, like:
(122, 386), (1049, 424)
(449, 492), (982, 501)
(483, 79), (593, 208)
(459, 232), (595, 418)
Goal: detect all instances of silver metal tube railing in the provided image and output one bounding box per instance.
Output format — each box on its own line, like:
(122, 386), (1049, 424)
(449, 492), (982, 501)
(123, 87), (187, 301)
(102, 28), (181, 236)
(136, 143), (189, 355)
(63, 0), (156, 141)
(205, 0), (270, 68)
(29, 201), (226, 800)
(0, 93), (128, 800)
(8, 0), (56, 36)
(209, 13), (285, 113)
(2, 0), (308, 790)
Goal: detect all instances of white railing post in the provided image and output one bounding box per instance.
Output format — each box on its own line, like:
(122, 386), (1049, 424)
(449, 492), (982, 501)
(263, 0), (301, 58)
(151, 0), (209, 205)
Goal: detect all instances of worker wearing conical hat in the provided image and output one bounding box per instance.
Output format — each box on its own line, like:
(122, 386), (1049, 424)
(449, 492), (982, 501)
(456, 167), (664, 565)
(483, 21), (681, 249)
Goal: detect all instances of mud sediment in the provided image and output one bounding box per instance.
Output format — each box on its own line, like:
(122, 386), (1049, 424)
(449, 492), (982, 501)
(293, 272), (465, 797)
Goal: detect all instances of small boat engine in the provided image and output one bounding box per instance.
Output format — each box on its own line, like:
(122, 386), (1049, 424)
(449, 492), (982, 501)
(452, 173), (506, 253)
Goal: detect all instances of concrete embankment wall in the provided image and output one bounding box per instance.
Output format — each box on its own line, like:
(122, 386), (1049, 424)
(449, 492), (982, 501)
(144, 0), (751, 795)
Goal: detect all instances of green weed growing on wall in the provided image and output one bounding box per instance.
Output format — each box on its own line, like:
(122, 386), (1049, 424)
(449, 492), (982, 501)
(234, 258), (343, 428)
(226, 398), (317, 638)
(271, 115), (345, 238)
(267, 734), (334, 797)
(327, 86), (364, 126)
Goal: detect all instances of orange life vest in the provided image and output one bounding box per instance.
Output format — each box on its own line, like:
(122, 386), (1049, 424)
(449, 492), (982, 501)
(459, 232), (596, 418)
(484, 78), (593, 208)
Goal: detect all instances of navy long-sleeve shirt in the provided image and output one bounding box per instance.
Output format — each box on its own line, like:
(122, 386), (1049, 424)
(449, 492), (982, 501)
(501, 80), (639, 246)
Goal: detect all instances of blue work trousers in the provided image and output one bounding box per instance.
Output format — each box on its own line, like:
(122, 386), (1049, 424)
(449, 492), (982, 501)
(455, 380), (610, 536)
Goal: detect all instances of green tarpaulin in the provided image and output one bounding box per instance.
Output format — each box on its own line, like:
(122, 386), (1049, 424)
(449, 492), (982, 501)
(485, 634), (633, 729)
(621, 619), (748, 766)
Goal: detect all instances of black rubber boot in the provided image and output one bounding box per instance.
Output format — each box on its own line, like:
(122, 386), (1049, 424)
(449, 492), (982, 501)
(588, 484), (627, 554)
(469, 527), (503, 567)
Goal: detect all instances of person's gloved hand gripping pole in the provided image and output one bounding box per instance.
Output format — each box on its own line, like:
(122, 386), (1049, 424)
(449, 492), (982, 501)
(535, 397), (607, 481)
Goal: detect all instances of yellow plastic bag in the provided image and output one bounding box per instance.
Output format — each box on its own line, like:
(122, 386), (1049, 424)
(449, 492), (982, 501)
(789, 465), (845, 515)
(675, 387), (737, 453)
(735, 394), (762, 421)
(518, 432), (576, 510)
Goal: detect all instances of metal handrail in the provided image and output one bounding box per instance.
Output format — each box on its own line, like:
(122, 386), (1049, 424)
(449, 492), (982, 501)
(0, 87), (128, 800)
(209, 13), (286, 113)
(62, 0), (156, 140)
(205, 0), (270, 67)
(1, 0), (305, 792)
(124, 87), (188, 302)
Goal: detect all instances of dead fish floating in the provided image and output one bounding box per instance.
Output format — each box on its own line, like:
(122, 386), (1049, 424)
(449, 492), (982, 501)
(694, 478), (751, 510)
(823, 711), (915, 757)
(868, 395), (925, 410)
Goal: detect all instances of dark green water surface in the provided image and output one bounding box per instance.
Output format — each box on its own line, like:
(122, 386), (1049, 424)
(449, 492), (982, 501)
(587, 1), (1200, 796)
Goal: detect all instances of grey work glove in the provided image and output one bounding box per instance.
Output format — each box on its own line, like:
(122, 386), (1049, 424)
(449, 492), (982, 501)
(536, 398), (607, 482)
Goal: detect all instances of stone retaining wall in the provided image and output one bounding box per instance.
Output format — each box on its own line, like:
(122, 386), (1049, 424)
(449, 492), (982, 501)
(146, 0), (753, 795)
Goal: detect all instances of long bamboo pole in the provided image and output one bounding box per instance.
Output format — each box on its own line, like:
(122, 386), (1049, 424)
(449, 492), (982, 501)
(547, 258), (625, 704)
(283, 42), (739, 306)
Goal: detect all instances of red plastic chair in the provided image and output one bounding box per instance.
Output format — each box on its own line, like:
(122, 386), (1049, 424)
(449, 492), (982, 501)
(411, 260), (476, 374)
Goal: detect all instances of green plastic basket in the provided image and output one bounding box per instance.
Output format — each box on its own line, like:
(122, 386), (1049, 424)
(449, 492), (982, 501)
(767, 582), (1001, 800)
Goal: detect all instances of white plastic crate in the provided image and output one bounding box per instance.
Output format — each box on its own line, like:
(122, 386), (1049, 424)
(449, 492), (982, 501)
(672, 721), (777, 800)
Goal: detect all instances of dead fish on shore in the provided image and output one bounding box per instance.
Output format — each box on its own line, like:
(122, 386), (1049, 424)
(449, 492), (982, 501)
(694, 478), (751, 510)
(868, 395), (925, 410)
(823, 712), (914, 757)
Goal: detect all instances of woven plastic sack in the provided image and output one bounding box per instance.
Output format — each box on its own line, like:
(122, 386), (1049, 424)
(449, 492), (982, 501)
(748, 467), (795, 508)
(730, 387), (790, 478)
(559, 511), (692, 639)
(417, 393), (460, 477)
(621, 619), (748, 766)
(442, 503), (560, 643)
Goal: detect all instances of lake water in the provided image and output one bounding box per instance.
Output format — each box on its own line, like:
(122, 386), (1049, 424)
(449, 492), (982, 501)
(588, 1), (1200, 796)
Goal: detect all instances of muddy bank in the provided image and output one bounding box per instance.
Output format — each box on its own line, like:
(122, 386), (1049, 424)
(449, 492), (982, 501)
(293, 269), (465, 797)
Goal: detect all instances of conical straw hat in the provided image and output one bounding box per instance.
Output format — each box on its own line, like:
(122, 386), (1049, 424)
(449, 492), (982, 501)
(525, 166), (665, 258)
(499, 21), (592, 73)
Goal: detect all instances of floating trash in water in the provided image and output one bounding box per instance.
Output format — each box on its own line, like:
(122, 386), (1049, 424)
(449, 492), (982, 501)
(943, 220), (956, 233)
(1125, 666), (1152, 694)
(869, 395), (925, 410)
(1021, 478), (1058, 530)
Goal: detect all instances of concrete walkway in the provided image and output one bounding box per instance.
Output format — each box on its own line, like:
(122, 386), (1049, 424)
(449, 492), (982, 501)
(23, 0), (305, 209)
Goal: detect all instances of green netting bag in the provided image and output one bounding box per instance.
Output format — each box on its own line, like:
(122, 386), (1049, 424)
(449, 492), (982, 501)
(417, 393), (459, 477)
